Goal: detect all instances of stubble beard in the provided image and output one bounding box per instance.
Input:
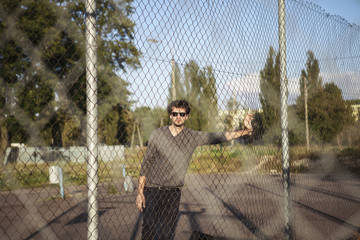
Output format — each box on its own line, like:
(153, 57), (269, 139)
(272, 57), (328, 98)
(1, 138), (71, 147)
(173, 121), (184, 128)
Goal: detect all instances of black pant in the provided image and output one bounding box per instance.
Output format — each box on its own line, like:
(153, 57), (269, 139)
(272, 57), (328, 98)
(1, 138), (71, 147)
(141, 187), (181, 240)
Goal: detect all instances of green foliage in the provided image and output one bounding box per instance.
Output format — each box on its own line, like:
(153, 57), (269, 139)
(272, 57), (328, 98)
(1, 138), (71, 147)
(107, 184), (118, 194)
(296, 51), (323, 118)
(99, 109), (121, 145)
(307, 83), (354, 143)
(346, 99), (360, 105)
(55, 110), (83, 147)
(15, 168), (49, 187)
(18, 75), (55, 120)
(116, 105), (132, 145)
(64, 0), (141, 71)
(259, 47), (281, 141)
(1, 0), (22, 12)
(189, 146), (243, 173)
(0, 0), (140, 148)
(0, 163), (51, 189)
(251, 111), (265, 143)
(183, 61), (204, 130)
(166, 60), (219, 131)
(180, 61), (219, 131)
(0, 40), (30, 84)
(17, 0), (57, 45)
(130, 107), (168, 146)
(42, 31), (82, 77)
(226, 96), (240, 112)
(296, 51), (354, 143)
(2, 144), (359, 191)
(200, 66), (219, 131)
(258, 48), (305, 146)
(302, 51), (323, 96)
(5, 116), (28, 144)
(66, 170), (87, 185)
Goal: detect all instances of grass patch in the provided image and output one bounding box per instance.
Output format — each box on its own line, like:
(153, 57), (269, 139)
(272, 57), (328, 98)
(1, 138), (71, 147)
(1, 145), (359, 191)
(107, 184), (118, 194)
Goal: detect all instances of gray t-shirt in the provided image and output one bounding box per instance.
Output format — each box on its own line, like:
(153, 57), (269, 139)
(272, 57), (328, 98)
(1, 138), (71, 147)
(140, 126), (227, 187)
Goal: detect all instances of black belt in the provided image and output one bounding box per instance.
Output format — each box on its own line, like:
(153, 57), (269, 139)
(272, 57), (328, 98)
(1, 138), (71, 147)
(146, 186), (181, 191)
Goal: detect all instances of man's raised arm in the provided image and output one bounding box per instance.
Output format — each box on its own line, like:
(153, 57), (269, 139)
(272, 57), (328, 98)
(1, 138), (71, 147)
(225, 113), (253, 141)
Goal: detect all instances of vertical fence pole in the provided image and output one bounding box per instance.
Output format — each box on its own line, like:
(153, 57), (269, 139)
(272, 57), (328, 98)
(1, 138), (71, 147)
(278, 0), (292, 239)
(85, 0), (99, 239)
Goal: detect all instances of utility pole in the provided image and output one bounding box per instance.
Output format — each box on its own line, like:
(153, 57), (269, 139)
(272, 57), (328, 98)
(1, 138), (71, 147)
(304, 80), (310, 151)
(231, 89), (236, 147)
(148, 38), (176, 101)
(130, 121), (136, 149)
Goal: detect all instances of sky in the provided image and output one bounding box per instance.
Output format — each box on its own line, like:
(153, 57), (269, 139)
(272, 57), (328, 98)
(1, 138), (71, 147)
(120, 0), (360, 110)
(309, 0), (360, 26)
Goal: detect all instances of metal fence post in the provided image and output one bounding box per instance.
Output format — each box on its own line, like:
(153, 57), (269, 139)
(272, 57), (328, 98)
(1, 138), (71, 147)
(85, 0), (99, 239)
(278, 0), (292, 239)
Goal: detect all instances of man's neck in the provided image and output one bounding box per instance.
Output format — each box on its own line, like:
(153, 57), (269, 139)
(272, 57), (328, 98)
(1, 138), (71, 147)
(169, 123), (184, 136)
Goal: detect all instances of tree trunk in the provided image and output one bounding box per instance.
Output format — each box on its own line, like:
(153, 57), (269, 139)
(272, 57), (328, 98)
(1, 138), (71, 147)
(137, 123), (143, 147)
(130, 121), (136, 149)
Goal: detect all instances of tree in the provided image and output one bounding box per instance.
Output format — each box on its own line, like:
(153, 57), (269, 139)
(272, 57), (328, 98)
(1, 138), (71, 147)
(251, 111), (265, 143)
(296, 51), (323, 116)
(259, 47), (281, 143)
(0, 0), (56, 149)
(182, 61), (205, 130)
(296, 51), (354, 143)
(0, 0), (140, 152)
(50, 0), (141, 145)
(181, 60), (219, 131)
(306, 83), (353, 143)
(199, 66), (219, 130)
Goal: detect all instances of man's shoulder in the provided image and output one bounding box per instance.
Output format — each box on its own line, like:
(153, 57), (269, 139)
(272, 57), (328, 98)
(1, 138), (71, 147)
(152, 126), (169, 135)
(182, 127), (203, 136)
(148, 126), (168, 143)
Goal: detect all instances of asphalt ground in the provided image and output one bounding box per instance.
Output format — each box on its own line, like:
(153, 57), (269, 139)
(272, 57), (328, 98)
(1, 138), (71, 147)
(1, 173), (360, 240)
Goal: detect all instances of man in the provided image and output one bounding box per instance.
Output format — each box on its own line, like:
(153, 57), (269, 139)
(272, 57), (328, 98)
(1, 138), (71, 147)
(136, 100), (253, 239)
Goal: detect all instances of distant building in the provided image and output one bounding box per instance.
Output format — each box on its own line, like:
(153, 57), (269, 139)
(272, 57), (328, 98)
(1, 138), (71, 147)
(217, 108), (262, 130)
(351, 104), (360, 121)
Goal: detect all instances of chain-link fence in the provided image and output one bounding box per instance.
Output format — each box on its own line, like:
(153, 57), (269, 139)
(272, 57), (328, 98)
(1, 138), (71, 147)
(1, 0), (360, 239)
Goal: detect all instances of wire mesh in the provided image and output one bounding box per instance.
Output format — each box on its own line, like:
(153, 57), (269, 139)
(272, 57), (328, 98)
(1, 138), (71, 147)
(0, 0), (360, 240)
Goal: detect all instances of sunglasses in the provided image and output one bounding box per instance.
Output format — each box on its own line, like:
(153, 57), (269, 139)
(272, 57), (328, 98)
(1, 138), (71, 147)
(171, 112), (187, 117)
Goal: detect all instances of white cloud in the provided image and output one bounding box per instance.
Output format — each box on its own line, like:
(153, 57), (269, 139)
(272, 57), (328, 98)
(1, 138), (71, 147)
(222, 71), (360, 109)
(226, 73), (261, 94)
(320, 71), (360, 99)
(288, 78), (301, 95)
(227, 73), (301, 95)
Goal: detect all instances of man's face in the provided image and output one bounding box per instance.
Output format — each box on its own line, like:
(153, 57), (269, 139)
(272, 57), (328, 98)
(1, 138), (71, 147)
(170, 107), (188, 127)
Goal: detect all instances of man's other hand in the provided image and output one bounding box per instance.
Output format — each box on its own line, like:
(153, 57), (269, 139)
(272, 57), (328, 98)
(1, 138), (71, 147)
(136, 193), (145, 211)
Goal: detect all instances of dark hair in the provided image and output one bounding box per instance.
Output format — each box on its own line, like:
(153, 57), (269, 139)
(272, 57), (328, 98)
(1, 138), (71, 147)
(167, 100), (191, 115)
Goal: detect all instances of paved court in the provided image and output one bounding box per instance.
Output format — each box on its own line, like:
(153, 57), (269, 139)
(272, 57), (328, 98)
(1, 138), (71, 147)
(1, 173), (359, 239)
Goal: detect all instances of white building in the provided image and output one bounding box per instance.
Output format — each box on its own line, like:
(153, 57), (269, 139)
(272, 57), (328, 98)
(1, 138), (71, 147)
(351, 104), (360, 121)
(217, 108), (262, 130)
